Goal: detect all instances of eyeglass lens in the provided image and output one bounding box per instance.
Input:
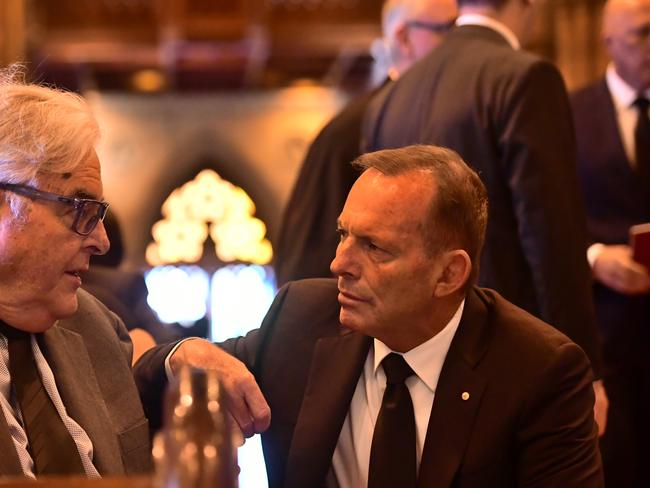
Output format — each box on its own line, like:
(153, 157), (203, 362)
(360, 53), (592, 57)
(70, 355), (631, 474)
(75, 201), (107, 235)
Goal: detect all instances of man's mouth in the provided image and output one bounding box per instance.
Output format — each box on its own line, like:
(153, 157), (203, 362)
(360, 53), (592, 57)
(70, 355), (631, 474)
(64, 270), (85, 284)
(338, 290), (367, 305)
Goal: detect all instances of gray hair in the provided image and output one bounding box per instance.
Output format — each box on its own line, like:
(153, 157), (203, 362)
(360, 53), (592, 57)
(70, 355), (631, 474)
(0, 66), (99, 186)
(352, 145), (488, 288)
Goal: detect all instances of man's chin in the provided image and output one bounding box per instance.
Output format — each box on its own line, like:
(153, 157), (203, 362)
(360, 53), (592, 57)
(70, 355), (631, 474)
(50, 293), (79, 321)
(338, 309), (362, 332)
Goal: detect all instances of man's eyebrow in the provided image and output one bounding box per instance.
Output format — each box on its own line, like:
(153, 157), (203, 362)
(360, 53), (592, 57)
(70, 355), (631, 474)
(70, 189), (100, 200)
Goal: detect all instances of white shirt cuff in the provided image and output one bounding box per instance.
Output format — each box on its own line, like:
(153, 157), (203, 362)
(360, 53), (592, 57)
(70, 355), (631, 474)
(587, 243), (606, 269)
(164, 337), (202, 381)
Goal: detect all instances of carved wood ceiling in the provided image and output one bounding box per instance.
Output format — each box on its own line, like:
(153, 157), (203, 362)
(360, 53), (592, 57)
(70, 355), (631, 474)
(27, 0), (381, 92)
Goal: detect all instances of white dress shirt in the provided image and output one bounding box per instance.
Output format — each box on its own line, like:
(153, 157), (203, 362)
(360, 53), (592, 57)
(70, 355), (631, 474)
(586, 65), (650, 267)
(0, 331), (100, 478)
(456, 13), (520, 50)
(329, 301), (464, 488)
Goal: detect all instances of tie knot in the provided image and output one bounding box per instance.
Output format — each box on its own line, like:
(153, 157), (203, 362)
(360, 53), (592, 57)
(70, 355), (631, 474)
(381, 353), (414, 384)
(633, 96), (649, 112)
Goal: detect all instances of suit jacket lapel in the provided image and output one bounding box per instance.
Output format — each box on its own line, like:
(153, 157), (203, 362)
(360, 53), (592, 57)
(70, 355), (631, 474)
(285, 330), (371, 488)
(41, 325), (125, 475)
(418, 289), (491, 488)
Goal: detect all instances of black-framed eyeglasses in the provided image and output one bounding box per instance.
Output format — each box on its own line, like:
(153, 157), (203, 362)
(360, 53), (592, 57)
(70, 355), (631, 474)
(406, 19), (457, 34)
(0, 182), (109, 236)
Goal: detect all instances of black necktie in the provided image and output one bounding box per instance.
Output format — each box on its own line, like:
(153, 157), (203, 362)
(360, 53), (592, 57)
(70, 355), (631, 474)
(633, 96), (650, 187)
(0, 322), (85, 475)
(368, 353), (417, 488)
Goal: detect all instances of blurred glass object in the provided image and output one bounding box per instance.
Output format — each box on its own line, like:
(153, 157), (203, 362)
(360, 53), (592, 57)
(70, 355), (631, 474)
(154, 367), (239, 488)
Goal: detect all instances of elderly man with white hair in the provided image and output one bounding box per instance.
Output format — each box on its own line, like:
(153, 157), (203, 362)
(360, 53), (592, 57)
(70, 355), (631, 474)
(0, 71), (269, 479)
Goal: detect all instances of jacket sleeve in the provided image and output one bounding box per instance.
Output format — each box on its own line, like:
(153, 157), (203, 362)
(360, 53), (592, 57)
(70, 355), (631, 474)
(498, 60), (603, 375)
(516, 341), (603, 486)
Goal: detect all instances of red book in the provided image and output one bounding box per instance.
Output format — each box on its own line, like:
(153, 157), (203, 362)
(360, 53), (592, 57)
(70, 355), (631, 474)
(630, 223), (650, 269)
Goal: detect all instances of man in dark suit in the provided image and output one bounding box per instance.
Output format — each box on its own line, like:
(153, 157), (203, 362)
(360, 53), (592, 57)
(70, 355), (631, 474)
(274, 0), (457, 287)
(570, 0), (650, 484)
(363, 0), (608, 432)
(0, 73), (270, 478)
(138, 145), (603, 487)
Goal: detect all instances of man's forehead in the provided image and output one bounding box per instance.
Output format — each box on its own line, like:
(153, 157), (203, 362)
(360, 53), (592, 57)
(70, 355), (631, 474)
(423, 0), (457, 19)
(37, 152), (103, 199)
(346, 168), (435, 226)
(356, 167), (436, 191)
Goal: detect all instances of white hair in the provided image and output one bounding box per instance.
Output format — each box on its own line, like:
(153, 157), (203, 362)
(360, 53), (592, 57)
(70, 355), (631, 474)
(0, 66), (99, 186)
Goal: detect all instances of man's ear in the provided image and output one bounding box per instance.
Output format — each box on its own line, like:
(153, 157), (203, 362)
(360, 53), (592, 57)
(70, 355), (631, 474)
(393, 22), (412, 58)
(433, 250), (472, 298)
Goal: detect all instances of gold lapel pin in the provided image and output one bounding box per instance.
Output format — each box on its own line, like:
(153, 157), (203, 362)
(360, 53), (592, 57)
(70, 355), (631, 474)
(461, 391), (470, 401)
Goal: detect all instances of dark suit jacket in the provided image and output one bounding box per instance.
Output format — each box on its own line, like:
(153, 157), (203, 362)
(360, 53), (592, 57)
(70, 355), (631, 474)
(235, 279), (603, 487)
(571, 79), (650, 363)
(137, 279), (603, 487)
(363, 25), (603, 375)
(0, 289), (152, 477)
(274, 87), (382, 287)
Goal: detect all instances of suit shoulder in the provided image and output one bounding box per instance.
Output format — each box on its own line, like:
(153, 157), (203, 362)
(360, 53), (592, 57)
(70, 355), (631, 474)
(282, 278), (339, 306)
(477, 288), (585, 358)
(471, 289), (595, 398)
(265, 279), (340, 334)
(452, 32), (554, 75)
(59, 288), (124, 336)
(570, 79), (607, 111)
(76, 287), (116, 317)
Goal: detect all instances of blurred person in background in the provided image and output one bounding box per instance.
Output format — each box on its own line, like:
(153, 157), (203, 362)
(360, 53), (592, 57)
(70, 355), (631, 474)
(364, 0), (608, 435)
(571, 0), (650, 484)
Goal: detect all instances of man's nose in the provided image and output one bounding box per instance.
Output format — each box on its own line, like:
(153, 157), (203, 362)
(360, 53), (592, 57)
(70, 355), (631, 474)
(87, 219), (110, 256)
(330, 240), (357, 278)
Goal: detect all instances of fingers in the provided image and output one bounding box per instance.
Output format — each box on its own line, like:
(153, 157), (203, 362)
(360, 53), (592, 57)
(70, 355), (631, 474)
(223, 370), (271, 437)
(593, 245), (650, 295)
(609, 262), (650, 294)
(242, 379), (272, 433)
(592, 380), (608, 437)
(169, 339), (271, 437)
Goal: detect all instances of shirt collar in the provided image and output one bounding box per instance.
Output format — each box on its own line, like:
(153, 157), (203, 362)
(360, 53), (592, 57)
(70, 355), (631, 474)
(456, 13), (520, 50)
(606, 63), (650, 110)
(373, 300), (465, 393)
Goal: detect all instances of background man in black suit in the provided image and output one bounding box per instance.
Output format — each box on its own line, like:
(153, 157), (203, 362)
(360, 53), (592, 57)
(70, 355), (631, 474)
(363, 0), (608, 433)
(571, 0), (650, 484)
(138, 145), (603, 488)
(274, 0), (457, 287)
